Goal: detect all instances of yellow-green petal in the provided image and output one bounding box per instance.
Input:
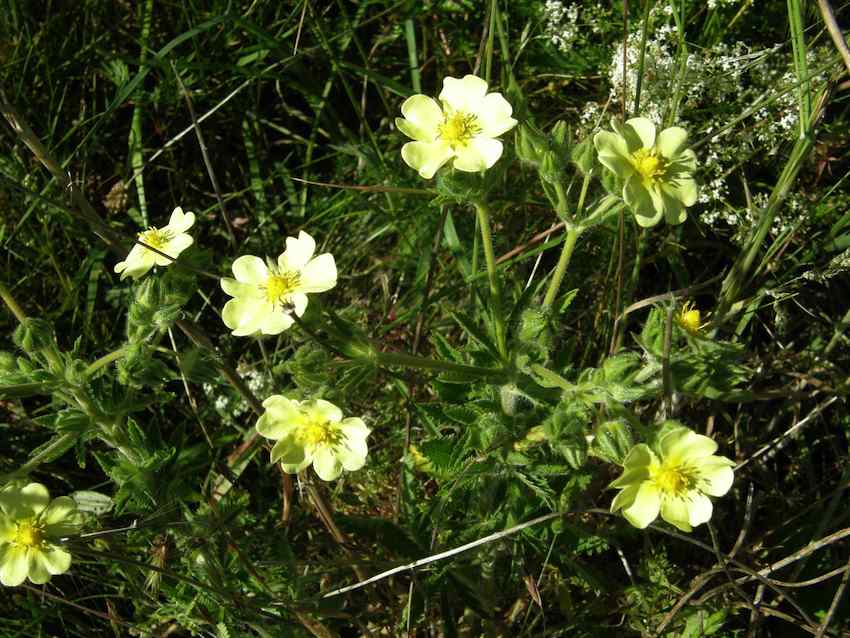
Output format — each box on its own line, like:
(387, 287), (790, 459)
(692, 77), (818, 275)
(299, 254), (337, 293)
(622, 482), (661, 529)
(474, 93), (517, 137)
(659, 495), (692, 532)
(439, 75), (489, 113)
(397, 95), (443, 141)
(312, 447), (344, 481)
(401, 140), (454, 179)
(270, 435), (307, 466)
(231, 255), (269, 285)
(625, 117), (656, 150)
(0, 544), (28, 586)
(453, 138), (503, 172)
(656, 126), (688, 159)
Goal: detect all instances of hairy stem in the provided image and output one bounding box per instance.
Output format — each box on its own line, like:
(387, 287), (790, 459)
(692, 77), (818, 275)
(474, 201), (508, 360)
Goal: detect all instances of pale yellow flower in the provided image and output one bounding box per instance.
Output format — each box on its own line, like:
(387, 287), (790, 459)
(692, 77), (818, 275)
(256, 396), (370, 481)
(594, 118), (698, 227)
(0, 482), (81, 586)
(610, 425), (734, 532)
(396, 75), (518, 179)
(220, 231), (336, 336)
(114, 207), (196, 280)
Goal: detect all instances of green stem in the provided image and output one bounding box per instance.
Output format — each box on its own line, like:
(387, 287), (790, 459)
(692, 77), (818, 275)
(542, 225), (581, 310)
(84, 347), (127, 377)
(474, 202), (508, 360)
(374, 350), (506, 380)
(0, 432), (80, 481)
(0, 281), (27, 322)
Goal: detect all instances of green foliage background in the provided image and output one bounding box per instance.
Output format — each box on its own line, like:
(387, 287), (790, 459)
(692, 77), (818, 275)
(1, 0), (850, 636)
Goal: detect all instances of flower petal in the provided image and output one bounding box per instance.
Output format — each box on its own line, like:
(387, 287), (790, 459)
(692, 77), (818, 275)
(401, 140), (454, 179)
(27, 549), (51, 584)
(220, 277), (261, 299)
(621, 444), (656, 471)
(232, 255), (269, 285)
(622, 482), (661, 529)
(439, 75), (489, 112)
(259, 310), (295, 335)
(222, 297), (271, 336)
(340, 417), (370, 440)
(114, 246), (155, 281)
(594, 130), (632, 177)
(311, 400), (343, 424)
(270, 435), (307, 467)
(280, 231), (316, 271)
(0, 544), (28, 586)
(626, 117), (656, 150)
(697, 458), (735, 497)
(624, 175), (663, 227)
(661, 429), (718, 464)
(312, 447), (343, 481)
(610, 466), (650, 489)
(13, 483), (50, 518)
(474, 92), (517, 137)
(656, 127), (689, 158)
(256, 406), (297, 440)
(610, 483), (641, 512)
(41, 497), (79, 536)
(0, 515), (15, 542)
(660, 495), (692, 532)
(167, 207), (196, 234)
(299, 254), (337, 293)
(453, 138), (503, 172)
(337, 435), (368, 472)
(686, 492), (713, 527)
(396, 95), (443, 142)
(665, 178), (698, 207)
(660, 188), (686, 225)
(154, 233), (193, 266)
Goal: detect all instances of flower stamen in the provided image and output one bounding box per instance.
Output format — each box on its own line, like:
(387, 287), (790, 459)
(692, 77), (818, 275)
(631, 148), (666, 183)
(438, 111), (481, 149)
(264, 271), (301, 306)
(138, 227), (173, 251)
(13, 520), (44, 548)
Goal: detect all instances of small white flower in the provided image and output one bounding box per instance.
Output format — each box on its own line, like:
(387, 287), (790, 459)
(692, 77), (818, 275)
(114, 207), (196, 280)
(220, 231), (336, 336)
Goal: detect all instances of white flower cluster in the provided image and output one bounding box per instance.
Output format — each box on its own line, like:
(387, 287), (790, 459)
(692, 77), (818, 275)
(541, 0), (580, 54)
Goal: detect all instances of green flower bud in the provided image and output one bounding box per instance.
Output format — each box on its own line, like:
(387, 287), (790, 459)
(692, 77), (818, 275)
(571, 136), (596, 175)
(515, 123), (548, 166)
(0, 351), (16, 373)
(13, 318), (56, 354)
(551, 120), (569, 147)
(499, 384), (533, 416)
(539, 150), (564, 185)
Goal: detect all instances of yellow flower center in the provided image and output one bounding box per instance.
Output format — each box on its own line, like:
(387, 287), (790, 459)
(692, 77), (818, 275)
(651, 463), (696, 497)
(632, 148), (666, 183)
(300, 417), (343, 447)
(675, 302), (704, 336)
(438, 111), (481, 149)
(265, 271), (301, 306)
(14, 520), (44, 548)
(138, 227), (172, 250)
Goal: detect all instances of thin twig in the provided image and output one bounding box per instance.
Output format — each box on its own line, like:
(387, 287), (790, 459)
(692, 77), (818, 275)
(323, 511), (563, 598)
(817, 0), (850, 77)
(171, 62), (236, 247)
